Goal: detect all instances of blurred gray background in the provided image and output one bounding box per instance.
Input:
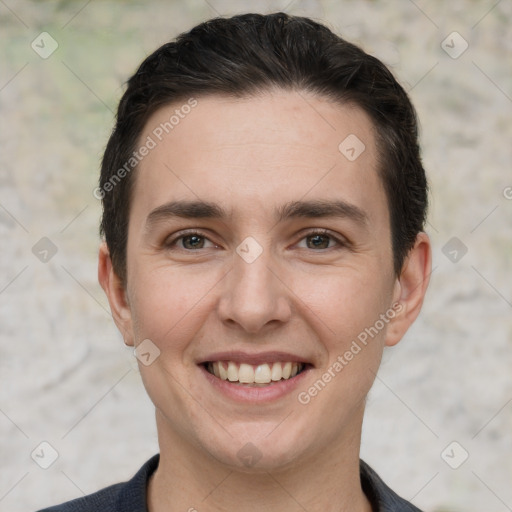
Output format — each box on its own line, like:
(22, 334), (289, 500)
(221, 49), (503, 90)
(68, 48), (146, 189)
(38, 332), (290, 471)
(1, 0), (511, 511)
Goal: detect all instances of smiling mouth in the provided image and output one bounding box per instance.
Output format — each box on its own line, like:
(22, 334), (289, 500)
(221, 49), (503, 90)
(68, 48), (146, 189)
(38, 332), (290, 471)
(203, 361), (307, 387)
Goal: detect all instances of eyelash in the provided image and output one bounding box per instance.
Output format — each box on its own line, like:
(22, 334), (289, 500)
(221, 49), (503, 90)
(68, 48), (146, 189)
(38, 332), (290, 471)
(164, 229), (348, 252)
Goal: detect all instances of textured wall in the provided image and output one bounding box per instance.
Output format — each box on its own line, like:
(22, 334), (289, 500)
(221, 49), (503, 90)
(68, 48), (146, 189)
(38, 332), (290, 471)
(1, 1), (511, 511)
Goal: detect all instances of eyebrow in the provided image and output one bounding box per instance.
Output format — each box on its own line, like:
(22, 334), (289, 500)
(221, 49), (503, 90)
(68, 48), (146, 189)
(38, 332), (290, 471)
(145, 199), (368, 230)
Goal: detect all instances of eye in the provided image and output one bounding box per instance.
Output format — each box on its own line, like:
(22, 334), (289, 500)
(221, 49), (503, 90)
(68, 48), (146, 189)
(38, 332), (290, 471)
(163, 229), (347, 252)
(296, 230), (346, 250)
(164, 230), (218, 250)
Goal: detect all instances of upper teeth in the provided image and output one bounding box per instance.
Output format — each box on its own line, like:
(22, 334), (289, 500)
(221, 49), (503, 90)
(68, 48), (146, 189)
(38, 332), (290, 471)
(207, 361), (303, 384)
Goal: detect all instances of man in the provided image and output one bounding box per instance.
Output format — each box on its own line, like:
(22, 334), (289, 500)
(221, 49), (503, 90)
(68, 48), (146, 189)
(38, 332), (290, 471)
(40, 11), (431, 512)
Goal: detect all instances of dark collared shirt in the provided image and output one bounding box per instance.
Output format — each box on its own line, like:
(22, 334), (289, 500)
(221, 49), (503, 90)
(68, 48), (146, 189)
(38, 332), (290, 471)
(38, 454), (422, 511)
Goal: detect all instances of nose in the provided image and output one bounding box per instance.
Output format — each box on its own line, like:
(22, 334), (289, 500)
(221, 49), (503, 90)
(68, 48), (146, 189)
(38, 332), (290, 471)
(217, 244), (292, 334)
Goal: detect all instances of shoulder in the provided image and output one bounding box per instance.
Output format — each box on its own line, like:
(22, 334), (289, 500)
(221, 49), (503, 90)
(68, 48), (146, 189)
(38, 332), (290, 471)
(360, 459), (423, 512)
(36, 481), (126, 512)
(36, 454), (160, 512)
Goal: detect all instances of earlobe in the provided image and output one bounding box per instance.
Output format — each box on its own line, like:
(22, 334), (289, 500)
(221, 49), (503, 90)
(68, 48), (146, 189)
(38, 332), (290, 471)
(385, 232), (432, 347)
(97, 242), (134, 346)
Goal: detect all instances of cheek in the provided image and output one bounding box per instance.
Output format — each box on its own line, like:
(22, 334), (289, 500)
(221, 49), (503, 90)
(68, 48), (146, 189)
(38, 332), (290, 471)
(292, 264), (393, 346)
(127, 262), (222, 348)
(292, 269), (393, 425)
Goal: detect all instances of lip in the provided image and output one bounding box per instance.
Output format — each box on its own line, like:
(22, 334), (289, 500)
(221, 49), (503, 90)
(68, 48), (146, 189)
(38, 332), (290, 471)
(199, 363), (312, 403)
(198, 350), (312, 366)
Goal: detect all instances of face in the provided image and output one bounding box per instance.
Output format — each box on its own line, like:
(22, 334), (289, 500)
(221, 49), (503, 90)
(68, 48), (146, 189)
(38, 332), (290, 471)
(100, 89), (429, 472)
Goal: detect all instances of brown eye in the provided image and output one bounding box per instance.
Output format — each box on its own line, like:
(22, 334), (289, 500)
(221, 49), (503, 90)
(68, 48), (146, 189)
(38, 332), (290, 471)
(181, 234), (206, 249)
(306, 233), (331, 249)
(296, 230), (345, 250)
(164, 230), (217, 251)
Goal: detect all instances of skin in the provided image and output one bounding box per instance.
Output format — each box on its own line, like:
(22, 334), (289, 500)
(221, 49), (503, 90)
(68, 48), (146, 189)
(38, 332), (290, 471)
(98, 89), (431, 512)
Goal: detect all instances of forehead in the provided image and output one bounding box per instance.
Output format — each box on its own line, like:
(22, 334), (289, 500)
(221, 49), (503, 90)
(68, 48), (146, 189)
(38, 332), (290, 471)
(131, 90), (387, 228)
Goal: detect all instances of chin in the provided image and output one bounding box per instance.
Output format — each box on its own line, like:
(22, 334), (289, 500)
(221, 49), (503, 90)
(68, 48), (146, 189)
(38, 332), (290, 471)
(197, 420), (313, 473)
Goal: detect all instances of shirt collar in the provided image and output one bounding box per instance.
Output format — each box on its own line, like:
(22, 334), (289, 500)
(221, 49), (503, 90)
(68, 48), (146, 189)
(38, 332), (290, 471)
(122, 454), (422, 512)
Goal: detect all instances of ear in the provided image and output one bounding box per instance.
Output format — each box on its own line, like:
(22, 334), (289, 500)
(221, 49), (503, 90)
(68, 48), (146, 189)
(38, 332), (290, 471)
(98, 242), (134, 346)
(385, 232), (432, 347)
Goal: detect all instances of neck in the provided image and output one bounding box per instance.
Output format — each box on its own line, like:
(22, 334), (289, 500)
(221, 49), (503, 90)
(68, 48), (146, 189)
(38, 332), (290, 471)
(147, 409), (372, 512)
